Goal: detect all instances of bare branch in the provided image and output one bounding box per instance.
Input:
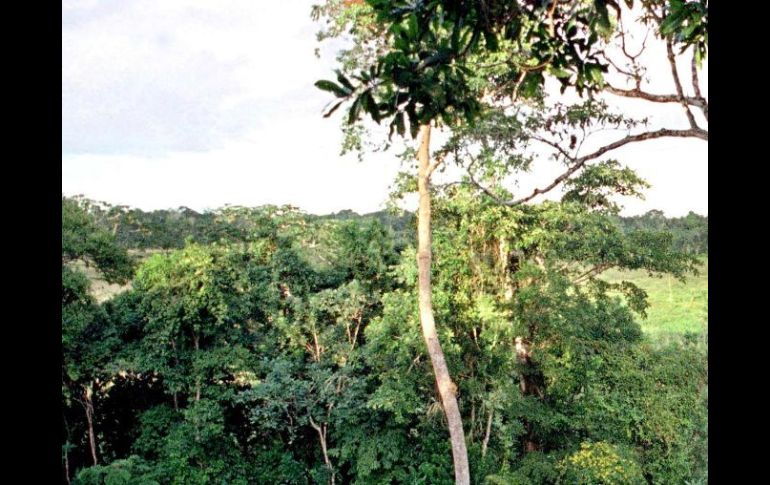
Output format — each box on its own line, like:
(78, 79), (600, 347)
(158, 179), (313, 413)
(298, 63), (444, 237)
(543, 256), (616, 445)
(619, 21), (648, 61)
(469, 127), (706, 207)
(509, 71), (528, 104)
(532, 136), (574, 161)
(690, 50), (708, 121)
(604, 55), (640, 82)
(465, 155), (510, 206)
(573, 263), (614, 284)
(513, 127), (706, 204)
(604, 85), (706, 112)
(427, 155), (444, 178)
(665, 40), (698, 129)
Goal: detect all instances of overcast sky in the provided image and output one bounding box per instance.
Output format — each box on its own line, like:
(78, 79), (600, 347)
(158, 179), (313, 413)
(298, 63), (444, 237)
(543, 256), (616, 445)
(62, 0), (707, 216)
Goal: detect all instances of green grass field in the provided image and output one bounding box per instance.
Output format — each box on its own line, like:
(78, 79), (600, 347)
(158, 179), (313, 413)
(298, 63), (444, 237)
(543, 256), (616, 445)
(601, 258), (708, 340)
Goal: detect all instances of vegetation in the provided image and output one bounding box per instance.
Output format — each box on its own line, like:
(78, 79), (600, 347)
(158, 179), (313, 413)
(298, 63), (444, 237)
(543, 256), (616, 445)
(62, 1), (707, 483)
(311, 0), (706, 480)
(62, 192), (707, 484)
(601, 258), (708, 339)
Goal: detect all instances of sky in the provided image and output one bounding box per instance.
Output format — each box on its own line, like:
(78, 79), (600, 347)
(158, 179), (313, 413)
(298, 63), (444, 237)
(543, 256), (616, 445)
(62, 0), (707, 217)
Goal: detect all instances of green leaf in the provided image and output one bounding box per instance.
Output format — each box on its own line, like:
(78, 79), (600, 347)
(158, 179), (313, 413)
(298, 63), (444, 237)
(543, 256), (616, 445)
(347, 97), (361, 125)
(587, 65), (604, 85)
(594, 0), (612, 36)
(450, 20), (461, 53)
(483, 30), (499, 52)
(694, 46), (703, 67)
(395, 112), (405, 137)
(335, 70), (354, 91)
(407, 13), (418, 40)
(550, 66), (572, 79)
(362, 91), (381, 124)
(315, 80), (349, 98)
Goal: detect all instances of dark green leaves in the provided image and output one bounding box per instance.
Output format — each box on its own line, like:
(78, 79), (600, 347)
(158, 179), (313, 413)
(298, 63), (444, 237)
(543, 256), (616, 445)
(336, 69), (355, 90)
(658, 0), (708, 59)
(593, 0), (615, 36)
(394, 111), (405, 137)
(347, 96), (362, 124)
(316, 0), (639, 134)
(315, 80), (351, 98)
(360, 90), (381, 123)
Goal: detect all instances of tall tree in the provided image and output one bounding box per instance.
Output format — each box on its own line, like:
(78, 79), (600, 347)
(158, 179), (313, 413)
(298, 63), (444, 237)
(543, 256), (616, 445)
(313, 1), (707, 482)
(62, 197), (134, 474)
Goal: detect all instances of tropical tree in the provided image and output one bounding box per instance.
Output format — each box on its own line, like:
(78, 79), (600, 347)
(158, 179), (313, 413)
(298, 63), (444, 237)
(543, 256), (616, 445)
(62, 197), (135, 481)
(312, 1), (707, 481)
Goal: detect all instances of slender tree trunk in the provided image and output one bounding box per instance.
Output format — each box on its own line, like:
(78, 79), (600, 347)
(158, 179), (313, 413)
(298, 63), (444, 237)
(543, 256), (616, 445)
(416, 123), (471, 485)
(309, 416), (335, 485)
(482, 408), (494, 458)
(470, 403), (476, 441)
(63, 414), (72, 485)
(83, 386), (98, 465)
(64, 445), (71, 485)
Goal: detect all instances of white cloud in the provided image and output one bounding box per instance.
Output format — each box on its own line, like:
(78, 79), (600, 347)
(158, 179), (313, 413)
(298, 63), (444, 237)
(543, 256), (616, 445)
(62, 1), (707, 217)
(62, 0), (330, 155)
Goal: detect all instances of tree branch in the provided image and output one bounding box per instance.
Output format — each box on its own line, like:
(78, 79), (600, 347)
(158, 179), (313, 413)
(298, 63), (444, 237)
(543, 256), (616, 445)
(604, 85), (706, 111)
(468, 127), (707, 207)
(573, 263), (614, 284)
(665, 40), (698, 129)
(690, 50), (708, 121)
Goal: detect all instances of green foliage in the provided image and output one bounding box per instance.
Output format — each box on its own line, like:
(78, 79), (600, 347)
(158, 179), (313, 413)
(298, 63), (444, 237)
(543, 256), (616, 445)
(63, 197), (134, 284)
(613, 210), (708, 255)
(486, 452), (560, 485)
(74, 456), (159, 485)
(557, 441), (645, 485)
(562, 160), (650, 213)
(656, 0), (708, 64)
(62, 195), (706, 483)
(316, 0), (624, 132)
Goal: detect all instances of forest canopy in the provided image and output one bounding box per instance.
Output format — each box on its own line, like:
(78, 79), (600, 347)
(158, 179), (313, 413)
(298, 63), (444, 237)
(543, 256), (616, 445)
(62, 193), (707, 484)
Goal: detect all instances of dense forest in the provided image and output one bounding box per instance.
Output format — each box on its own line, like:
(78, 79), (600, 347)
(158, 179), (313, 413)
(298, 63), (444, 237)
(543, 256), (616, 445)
(66, 195), (707, 256)
(63, 192), (707, 484)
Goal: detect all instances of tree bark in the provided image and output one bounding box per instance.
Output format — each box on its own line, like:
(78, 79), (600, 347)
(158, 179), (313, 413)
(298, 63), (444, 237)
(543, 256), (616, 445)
(416, 124), (471, 485)
(83, 386), (98, 465)
(309, 415), (335, 485)
(481, 408), (494, 458)
(63, 414), (72, 485)
(64, 445), (71, 485)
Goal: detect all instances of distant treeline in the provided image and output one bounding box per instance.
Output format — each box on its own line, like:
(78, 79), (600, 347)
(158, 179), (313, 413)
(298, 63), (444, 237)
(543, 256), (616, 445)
(611, 210), (708, 255)
(64, 196), (415, 253)
(64, 196), (706, 255)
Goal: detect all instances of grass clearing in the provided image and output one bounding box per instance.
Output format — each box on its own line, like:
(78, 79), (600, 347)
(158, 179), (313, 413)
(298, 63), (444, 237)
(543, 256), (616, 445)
(601, 258), (708, 340)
